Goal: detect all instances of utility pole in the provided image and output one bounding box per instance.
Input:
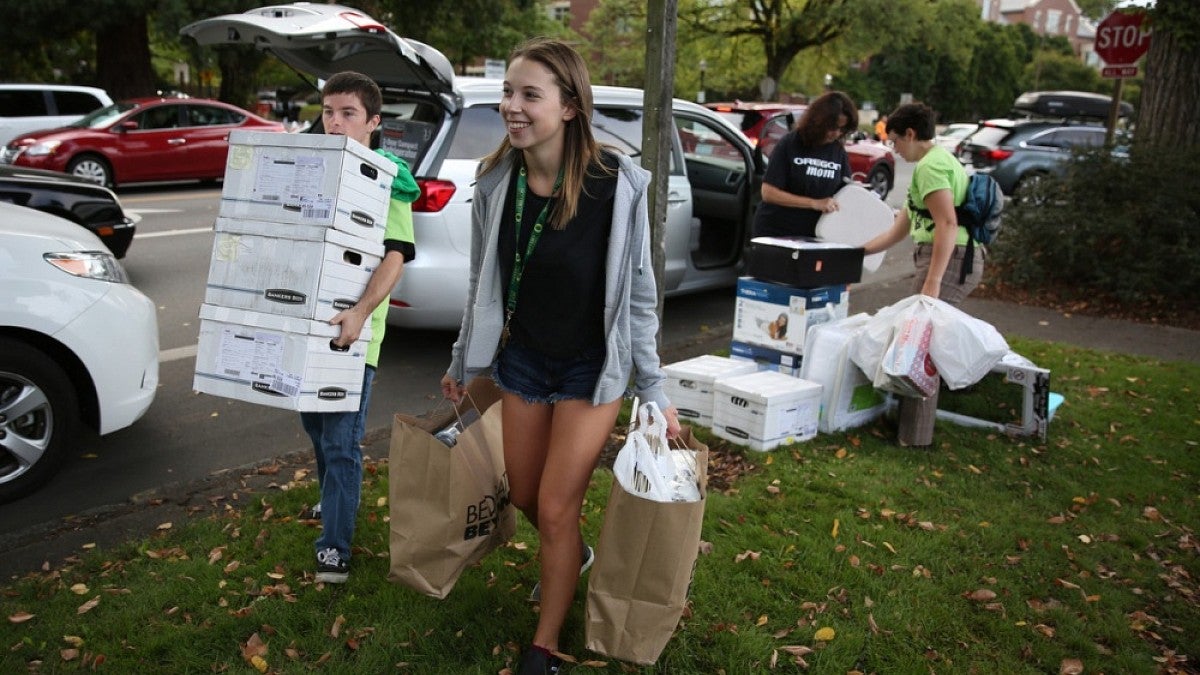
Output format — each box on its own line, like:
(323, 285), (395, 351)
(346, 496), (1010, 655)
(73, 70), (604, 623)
(642, 0), (677, 332)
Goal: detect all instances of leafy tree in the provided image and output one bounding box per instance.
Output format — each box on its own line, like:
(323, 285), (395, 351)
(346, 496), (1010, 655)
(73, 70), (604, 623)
(0, 0), (158, 97)
(375, 0), (562, 74)
(582, 0), (647, 87)
(681, 0), (894, 102)
(1022, 50), (1102, 93)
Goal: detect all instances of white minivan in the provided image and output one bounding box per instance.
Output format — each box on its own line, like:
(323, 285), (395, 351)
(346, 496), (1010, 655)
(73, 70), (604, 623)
(183, 3), (763, 329)
(0, 84), (113, 147)
(0, 202), (158, 503)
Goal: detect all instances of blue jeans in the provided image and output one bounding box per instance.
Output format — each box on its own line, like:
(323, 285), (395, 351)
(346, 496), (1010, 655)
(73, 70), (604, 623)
(300, 365), (375, 560)
(493, 341), (605, 404)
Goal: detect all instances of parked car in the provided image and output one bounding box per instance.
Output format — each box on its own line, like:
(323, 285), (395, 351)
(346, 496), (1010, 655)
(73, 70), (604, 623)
(184, 3), (764, 330)
(0, 84), (113, 147)
(0, 165), (136, 257)
(934, 123), (979, 155)
(0, 202), (158, 503)
(706, 101), (896, 199)
(0, 96), (285, 188)
(957, 119), (1110, 197)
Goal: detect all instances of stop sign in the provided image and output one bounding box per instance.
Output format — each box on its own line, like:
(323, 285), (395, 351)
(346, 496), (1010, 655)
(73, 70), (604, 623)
(1095, 10), (1152, 66)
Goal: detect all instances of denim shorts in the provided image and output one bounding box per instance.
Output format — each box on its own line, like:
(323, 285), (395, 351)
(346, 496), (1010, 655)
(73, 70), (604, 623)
(493, 341), (605, 405)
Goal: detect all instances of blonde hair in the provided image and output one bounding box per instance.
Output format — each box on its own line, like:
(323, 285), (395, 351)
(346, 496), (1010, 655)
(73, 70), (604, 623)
(479, 37), (608, 230)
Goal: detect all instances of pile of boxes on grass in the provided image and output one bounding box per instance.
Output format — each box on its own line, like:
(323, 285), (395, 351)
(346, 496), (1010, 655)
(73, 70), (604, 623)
(192, 130), (397, 412)
(664, 236), (1058, 451)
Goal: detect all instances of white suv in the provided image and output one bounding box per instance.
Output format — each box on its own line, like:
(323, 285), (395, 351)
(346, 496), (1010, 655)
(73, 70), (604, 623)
(183, 3), (762, 329)
(0, 84), (113, 147)
(0, 203), (158, 502)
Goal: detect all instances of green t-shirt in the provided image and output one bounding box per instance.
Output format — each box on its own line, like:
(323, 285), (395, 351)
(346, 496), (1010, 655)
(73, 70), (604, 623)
(367, 150), (419, 367)
(906, 145), (969, 245)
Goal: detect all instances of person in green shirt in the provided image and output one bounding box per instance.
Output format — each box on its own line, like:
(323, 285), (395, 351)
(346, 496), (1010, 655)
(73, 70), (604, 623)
(863, 102), (982, 447)
(301, 71), (420, 583)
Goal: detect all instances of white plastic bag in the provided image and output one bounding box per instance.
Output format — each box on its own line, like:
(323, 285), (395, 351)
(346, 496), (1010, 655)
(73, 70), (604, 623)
(925, 300), (1009, 389)
(612, 401), (702, 503)
(877, 301), (938, 398)
(848, 295), (921, 385)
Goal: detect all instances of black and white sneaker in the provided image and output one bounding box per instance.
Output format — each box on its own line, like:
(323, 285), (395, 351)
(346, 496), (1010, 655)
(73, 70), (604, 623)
(516, 645), (562, 675)
(300, 503), (322, 521)
(315, 547), (349, 584)
(529, 544), (594, 602)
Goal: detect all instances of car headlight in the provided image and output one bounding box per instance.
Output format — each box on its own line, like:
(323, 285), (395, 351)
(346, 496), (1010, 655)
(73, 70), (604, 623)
(44, 251), (130, 283)
(25, 140), (62, 156)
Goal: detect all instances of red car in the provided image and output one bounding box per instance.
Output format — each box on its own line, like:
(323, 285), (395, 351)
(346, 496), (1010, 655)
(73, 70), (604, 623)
(0, 96), (285, 188)
(707, 101), (895, 199)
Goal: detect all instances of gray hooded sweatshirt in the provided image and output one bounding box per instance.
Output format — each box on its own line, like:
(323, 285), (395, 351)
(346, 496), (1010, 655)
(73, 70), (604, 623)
(447, 150), (669, 411)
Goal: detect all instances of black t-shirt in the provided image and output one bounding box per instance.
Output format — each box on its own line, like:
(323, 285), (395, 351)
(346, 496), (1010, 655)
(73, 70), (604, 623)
(752, 132), (852, 238)
(498, 154), (617, 358)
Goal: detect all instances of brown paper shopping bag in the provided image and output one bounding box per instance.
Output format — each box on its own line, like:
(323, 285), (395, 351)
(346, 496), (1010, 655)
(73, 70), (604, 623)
(387, 395), (515, 599)
(585, 427), (708, 665)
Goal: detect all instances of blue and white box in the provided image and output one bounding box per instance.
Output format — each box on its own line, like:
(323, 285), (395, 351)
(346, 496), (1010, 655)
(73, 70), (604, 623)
(732, 278), (849, 356)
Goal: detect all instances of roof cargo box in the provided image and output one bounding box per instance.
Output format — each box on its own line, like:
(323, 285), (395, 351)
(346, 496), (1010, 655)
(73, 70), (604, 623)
(1011, 90), (1133, 120)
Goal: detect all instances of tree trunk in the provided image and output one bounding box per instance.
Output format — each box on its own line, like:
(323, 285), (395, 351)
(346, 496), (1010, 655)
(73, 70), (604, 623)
(95, 15), (157, 100)
(216, 47), (265, 110)
(1137, 1), (1200, 147)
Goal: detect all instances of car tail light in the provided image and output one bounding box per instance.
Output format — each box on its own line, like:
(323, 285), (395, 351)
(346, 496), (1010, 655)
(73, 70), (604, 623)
(413, 179), (456, 212)
(981, 148), (1013, 162)
(340, 11), (386, 33)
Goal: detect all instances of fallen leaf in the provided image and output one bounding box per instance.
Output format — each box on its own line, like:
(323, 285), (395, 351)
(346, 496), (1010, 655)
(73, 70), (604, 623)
(77, 596), (100, 615)
(63, 636), (84, 647)
(756, 614), (769, 626)
(157, 522), (172, 530)
(1143, 506), (1162, 522)
(813, 626), (836, 641)
(9, 612), (35, 623)
(1059, 657), (1084, 674)
(331, 614), (346, 638)
(61, 648), (80, 661)
(831, 518), (840, 539)
(734, 550), (761, 563)
(250, 655), (268, 673)
(1034, 623), (1056, 638)
(967, 589), (997, 602)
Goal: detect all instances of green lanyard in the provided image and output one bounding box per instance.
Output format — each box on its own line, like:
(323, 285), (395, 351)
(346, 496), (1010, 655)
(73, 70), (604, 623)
(502, 164), (564, 346)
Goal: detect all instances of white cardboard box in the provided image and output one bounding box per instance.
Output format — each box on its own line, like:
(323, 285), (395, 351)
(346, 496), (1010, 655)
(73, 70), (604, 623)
(663, 355), (759, 427)
(711, 371), (822, 451)
(799, 314), (887, 433)
(732, 278), (849, 355)
(193, 304), (370, 413)
(205, 217), (383, 322)
(219, 130), (396, 244)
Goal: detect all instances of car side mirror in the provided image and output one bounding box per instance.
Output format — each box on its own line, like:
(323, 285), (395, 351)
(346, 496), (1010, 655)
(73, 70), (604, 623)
(118, 121), (139, 132)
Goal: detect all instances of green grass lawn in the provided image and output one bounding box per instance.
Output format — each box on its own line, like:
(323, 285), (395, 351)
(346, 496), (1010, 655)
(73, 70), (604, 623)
(3, 337), (1197, 674)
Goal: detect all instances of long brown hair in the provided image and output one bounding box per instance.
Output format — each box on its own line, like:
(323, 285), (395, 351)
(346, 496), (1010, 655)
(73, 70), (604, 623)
(479, 37), (607, 230)
(795, 91), (859, 148)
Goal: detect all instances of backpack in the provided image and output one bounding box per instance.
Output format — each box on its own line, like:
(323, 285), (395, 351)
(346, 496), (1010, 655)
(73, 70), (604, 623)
(911, 172), (1004, 283)
(957, 172), (1003, 246)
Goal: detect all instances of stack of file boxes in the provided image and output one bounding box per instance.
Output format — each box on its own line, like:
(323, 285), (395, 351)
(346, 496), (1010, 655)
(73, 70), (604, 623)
(192, 130), (397, 412)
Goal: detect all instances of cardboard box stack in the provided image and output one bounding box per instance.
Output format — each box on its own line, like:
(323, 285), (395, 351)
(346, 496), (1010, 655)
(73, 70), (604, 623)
(731, 237), (861, 375)
(193, 131), (397, 412)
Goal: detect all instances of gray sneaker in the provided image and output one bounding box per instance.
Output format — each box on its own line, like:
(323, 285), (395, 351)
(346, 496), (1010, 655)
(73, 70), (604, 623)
(529, 544), (594, 602)
(315, 547), (349, 584)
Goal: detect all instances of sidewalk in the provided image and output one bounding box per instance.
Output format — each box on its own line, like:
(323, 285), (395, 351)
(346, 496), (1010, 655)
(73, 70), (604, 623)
(4, 248), (1198, 580)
